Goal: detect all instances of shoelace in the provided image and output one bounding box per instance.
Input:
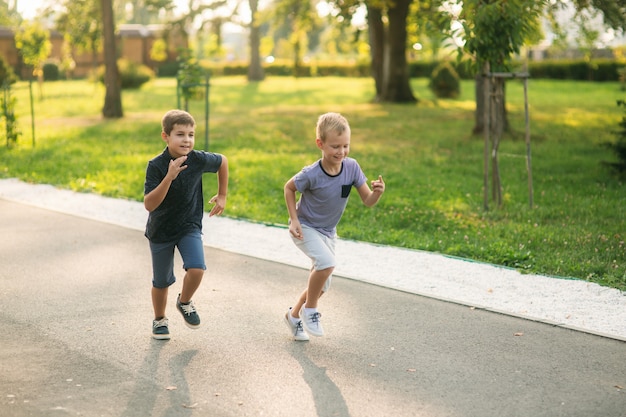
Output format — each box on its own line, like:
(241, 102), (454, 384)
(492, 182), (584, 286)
(295, 321), (305, 335)
(154, 318), (168, 327)
(179, 301), (196, 315)
(308, 312), (321, 324)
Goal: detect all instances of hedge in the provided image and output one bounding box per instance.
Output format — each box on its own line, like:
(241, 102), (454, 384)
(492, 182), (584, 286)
(177, 58), (623, 82)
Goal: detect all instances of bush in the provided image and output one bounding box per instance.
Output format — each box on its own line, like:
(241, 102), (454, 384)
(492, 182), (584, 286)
(428, 62), (461, 99)
(97, 59), (154, 89)
(43, 62), (60, 81)
(0, 55), (17, 85)
(526, 59), (620, 81)
(603, 99), (626, 177)
(156, 61), (179, 77)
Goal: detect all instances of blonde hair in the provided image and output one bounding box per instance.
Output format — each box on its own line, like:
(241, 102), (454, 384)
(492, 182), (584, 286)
(316, 112), (350, 142)
(161, 109), (195, 135)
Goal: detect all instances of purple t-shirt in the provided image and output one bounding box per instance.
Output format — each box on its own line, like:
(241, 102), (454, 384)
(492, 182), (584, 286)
(294, 157), (367, 238)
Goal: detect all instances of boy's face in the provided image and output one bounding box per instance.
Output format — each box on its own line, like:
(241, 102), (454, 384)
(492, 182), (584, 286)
(316, 129), (350, 165)
(162, 123), (195, 158)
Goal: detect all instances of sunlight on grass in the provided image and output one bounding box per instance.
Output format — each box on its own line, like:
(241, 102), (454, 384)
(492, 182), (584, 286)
(1, 77), (624, 290)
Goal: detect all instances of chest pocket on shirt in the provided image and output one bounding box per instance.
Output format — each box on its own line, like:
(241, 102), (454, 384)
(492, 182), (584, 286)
(341, 184), (352, 198)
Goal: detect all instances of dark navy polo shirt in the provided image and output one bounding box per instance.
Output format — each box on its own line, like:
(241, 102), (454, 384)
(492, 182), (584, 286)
(144, 148), (222, 243)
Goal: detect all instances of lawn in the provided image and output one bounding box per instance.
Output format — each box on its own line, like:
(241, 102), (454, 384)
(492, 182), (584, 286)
(1, 76), (624, 290)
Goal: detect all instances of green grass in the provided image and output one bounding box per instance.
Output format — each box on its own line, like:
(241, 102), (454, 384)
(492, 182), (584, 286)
(1, 76), (625, 290)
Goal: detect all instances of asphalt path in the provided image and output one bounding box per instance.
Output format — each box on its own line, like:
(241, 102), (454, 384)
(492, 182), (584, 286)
(1, 199), (625, 417)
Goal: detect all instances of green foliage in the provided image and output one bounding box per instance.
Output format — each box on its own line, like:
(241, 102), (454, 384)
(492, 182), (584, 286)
(603, 100), (626, 177)
(455, 0), (546, 72)
(97, 59), (154, 89)
(177, 49), (208, 101)
(527, 58), (621, 81)
(14, 21), (52, 77)
(150, 38), (168, 63)
(1, 82), (19, 147)
(0, 55), (17, 85)
(43, 62), (60, 81)
(55, 0), (102, 57)
(0, 77), (624, 291)
(428, 62), (461, 99)
(180, 59), (622, 82)
(619, 67), (626, 91)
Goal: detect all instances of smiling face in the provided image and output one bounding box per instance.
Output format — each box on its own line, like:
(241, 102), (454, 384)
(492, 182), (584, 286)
(317, 128), (350, 170)
(162, 123), (195, 158)
(314, 112), (351, 173)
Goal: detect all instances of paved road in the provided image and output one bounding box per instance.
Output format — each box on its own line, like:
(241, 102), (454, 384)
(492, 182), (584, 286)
(1, 199), (625, 417)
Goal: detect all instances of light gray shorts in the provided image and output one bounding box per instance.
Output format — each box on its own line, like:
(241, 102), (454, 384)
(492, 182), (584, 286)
(291, 224), (335, 292)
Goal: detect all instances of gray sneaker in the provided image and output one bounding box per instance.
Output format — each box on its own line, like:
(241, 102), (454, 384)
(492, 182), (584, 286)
(284, 307), (309, 341)
(176, 294), (201, 328)
(299, 306), (324, 337)
(152, 317), (170, 340)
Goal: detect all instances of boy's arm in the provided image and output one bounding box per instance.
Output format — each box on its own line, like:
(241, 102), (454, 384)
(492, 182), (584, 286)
(144, 155), (188, 212)
(357, 175), (385, 207)
(208, 155), (228, 217)
(284, 177), (303, 240)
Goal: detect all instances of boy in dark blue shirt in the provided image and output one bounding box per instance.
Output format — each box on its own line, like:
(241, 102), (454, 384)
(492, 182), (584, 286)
(144, 109), (228, 340)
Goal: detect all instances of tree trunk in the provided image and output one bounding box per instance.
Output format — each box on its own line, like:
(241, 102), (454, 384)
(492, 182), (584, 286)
(247, 0), (264, 81)
(101, 0), (123, 118)
(379, 0), (416, 103)
(366, 5), (384, 99)
(474, 74), (508, 135)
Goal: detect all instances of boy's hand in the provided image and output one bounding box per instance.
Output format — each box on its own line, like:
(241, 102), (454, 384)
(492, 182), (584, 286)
(208, 194), (226, 217)
(371, 175), (385, 194)
(167, 156), (188, 181)
(289, 220), (304, 240)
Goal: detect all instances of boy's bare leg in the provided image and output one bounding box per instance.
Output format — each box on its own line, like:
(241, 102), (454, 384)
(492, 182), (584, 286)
(291, 290), (308, 318)
(152, 286), (168, 319)
(292, 288), (326, 319)
(303, 267), (333, 309)
(179, 268), (204, 303)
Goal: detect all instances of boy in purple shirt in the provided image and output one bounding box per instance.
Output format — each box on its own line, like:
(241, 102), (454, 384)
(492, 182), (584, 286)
(284, 112), (385, 341)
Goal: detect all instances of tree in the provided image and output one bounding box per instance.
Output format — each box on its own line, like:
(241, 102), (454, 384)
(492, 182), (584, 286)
(375, 0), (416, 102)
(271, 0), (321, 77)
(55, 0), (103, 78)
(14, 20), (51, 99)
(0, 0), (20, 26)
(333, 0), (416, 103)
(115, 0), (175, 24)
(101, 0), (123, 118)
(247, 0), (265, 81)
(446, 0), (626, 135)
(166, 0), (228, 54)
(436, 0), (545, 134)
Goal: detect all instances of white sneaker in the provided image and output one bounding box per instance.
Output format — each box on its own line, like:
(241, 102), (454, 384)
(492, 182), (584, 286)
(299, 306), (324, 337)
(284, 308), (309, 341)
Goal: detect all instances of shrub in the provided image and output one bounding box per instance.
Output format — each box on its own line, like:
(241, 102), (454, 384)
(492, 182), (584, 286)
(43, 62), (60, 81)
(428, 62), (461, 99)
(156, 61), (179, 77)
(603, 99), (626, 177)
(97, 59), (154, 89)
(0, 55), (17, 85)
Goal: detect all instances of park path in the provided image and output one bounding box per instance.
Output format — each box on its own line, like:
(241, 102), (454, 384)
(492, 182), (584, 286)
(1, 199), (625, 417)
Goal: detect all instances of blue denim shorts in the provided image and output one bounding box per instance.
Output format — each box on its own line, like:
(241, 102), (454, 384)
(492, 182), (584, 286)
(291, 224), (335, 292)
(149, 230), (206, 288)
